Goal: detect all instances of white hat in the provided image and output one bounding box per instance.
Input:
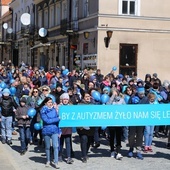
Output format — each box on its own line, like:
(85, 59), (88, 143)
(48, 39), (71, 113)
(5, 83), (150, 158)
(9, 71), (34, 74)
(60, 93), (69, 100)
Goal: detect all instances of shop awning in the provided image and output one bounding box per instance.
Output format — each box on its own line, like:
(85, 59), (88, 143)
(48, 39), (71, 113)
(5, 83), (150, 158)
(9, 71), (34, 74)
(30, 42), (51, 50)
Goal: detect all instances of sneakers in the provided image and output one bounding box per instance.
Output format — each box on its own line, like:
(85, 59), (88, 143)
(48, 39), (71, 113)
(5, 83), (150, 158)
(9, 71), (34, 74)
(20, 150), (26, 156)
(45, 161), (50, 167)
(7, 140), (12, 145)
(12, 131), (17, 135)
(143, 146), (149, 153)
(148, 146), (153, 152)
(1, 139), (6, 144)
(82, 157), (87, 163)
(110, 151), (115, 158)
(58, 156), (63, 162)
(66, 157), (74, 164)
(136, 152), (144, 160)
(54, 163), (60, 169)
(116, 153), (123, 160)
(128, 151), (133, 158)
(93, 142), (100, 148)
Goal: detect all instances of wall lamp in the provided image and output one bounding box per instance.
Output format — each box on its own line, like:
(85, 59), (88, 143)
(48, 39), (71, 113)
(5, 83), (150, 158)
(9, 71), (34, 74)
(104, 30), (113, 48)
(84, 32), (95, 47)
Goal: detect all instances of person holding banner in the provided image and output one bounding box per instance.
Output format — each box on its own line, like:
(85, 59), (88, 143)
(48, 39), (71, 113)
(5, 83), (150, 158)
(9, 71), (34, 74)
(107, 88), (125, 160)
(40, 97), (60, 168)
(77, 92), (95, 163)
(143, 92), (158, 152)
(128, 86), (147, 160)
(58, 93), (74, 164)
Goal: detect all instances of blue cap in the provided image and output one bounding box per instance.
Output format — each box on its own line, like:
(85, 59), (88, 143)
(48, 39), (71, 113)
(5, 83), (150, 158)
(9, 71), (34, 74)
(137, 86), (145, 93)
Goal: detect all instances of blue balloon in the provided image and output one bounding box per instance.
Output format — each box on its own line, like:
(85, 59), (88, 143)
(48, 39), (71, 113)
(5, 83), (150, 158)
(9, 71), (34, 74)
(62, 69), (69, 76)
(92, 91), (101, 101)
(131, 96), (140, 104)
(103, 86), (111, 94)
(0, 82), (7, 89)
(10, 86), (16, 95)
(101, 94), (110, 104)
(10, 79), (15, 84)
(27, 108), (36, 118)
(124, 95), (130, 104)
(112, 66), (117, 71)
(34, 123), (42, 130)
(48, 94), (56, 103)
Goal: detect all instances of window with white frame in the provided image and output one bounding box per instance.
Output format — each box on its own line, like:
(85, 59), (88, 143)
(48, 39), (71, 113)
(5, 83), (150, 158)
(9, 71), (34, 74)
(55, 3), (61, 26)
(83, 0), (89, 17)
(119, 0), (140, 15)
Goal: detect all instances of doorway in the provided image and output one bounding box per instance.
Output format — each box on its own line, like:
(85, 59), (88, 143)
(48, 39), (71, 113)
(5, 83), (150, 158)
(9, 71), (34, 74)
(119, 44), (138, 76)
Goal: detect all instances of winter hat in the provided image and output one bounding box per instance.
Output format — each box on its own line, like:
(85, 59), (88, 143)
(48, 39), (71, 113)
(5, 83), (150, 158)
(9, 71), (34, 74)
(137, 86), (145, 94)
(89, 75), (96, 82)
(118, 74), (124, 79)
(56, 83), (62, 88)
(60, 93), (70, 100)
(153, 73), (157, 78)
(20, 97), (27, 103)
(2, 88), (11, 96)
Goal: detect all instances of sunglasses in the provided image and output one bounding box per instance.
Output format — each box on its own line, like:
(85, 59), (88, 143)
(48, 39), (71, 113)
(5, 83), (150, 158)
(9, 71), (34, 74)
(33, 91), (38, 93)
(42, 89), (48, 91)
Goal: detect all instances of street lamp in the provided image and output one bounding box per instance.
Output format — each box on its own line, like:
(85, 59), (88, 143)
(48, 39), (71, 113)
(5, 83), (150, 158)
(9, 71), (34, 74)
(104, 30), (113, 48)
(83, 31), (95, 47)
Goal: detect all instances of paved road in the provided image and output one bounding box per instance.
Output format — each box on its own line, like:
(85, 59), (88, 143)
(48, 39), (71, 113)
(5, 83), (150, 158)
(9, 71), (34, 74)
(0, 132), (169, 170)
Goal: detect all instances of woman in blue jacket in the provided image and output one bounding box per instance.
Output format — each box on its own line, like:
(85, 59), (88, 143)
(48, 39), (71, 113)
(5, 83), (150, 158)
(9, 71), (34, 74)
(40, 97), (60, 169)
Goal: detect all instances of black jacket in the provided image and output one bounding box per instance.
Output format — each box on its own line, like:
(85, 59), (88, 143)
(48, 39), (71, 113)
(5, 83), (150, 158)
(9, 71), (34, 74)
(0, 96), (18, 117)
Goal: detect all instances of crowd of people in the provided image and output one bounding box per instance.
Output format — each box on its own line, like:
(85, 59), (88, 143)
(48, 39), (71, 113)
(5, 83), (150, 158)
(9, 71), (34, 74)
(0, 60), (169, 169)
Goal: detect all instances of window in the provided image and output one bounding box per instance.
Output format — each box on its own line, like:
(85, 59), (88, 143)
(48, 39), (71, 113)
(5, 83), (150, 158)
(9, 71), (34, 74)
(49, 6), (54, 27)
(38, 11), (42, 28)
(83, 0), (89, 17)
(119, 0), (140, 15)
(55, 3), (61, 26)
(72, 0), (78, 20)
(44, 10), (48, 28)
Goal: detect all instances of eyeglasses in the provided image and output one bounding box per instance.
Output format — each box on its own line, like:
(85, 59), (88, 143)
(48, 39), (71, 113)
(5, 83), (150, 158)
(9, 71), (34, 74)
(33, 91), (38, 93)
(42, 89), (48, 92)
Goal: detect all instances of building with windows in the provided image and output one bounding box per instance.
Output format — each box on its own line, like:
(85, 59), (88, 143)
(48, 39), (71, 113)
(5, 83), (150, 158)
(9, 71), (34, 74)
(1, 0), (169, 80)
(32, 0), (170, 80)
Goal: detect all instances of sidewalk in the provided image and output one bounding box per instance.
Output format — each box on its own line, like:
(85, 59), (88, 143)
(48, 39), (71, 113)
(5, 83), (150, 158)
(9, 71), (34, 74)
(0, 132), (169, 170)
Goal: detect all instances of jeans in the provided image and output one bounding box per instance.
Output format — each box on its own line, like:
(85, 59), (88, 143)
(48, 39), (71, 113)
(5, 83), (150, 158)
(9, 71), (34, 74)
(128, 126), (144, 150)
(1, 116), (13, 140)
(19, 126), (30, 150)
(94, 127), (100, 143)
(144, 126), (154, 146)
(79, 134), (92, 157)
(123, 126), (129, 141)
(44, 133), (59, 163)
(108, 127), (122, 153)
(59, 134), (71, 158)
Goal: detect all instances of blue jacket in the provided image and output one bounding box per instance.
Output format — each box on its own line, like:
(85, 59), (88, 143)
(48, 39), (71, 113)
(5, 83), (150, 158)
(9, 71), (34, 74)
(40, 106), (60, 136)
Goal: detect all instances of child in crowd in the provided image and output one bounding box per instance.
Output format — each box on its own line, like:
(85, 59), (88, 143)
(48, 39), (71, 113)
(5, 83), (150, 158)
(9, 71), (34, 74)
(15, 97), (31, 155)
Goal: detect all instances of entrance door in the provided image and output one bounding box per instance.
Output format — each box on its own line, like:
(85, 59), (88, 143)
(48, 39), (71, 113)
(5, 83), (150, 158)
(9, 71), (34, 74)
(119, 44), (138, 76)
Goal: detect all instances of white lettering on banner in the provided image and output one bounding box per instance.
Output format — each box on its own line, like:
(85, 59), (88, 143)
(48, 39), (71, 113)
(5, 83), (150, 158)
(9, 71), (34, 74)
(162, 111), (170, 119)
(115, 111), (132, 119)
(151, 111), (161, 120)
(61, 110), (170, 121)
(133, 112), (149, 119)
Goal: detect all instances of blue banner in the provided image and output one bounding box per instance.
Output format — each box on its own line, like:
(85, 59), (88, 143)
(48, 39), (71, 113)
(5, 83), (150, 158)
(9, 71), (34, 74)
(58, 104), (170, 127)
